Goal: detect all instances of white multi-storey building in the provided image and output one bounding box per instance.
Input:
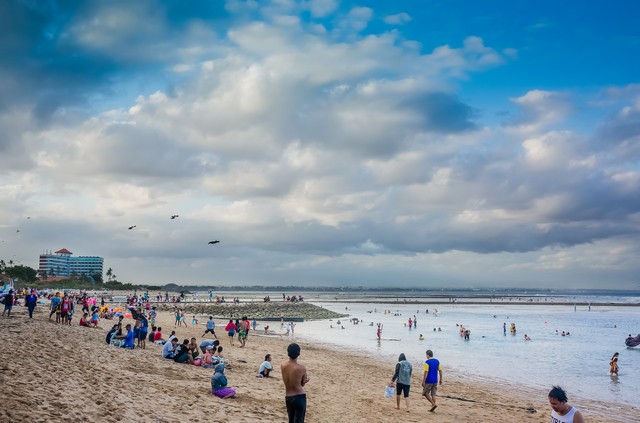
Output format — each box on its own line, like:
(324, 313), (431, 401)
(39, 248), (104, 278)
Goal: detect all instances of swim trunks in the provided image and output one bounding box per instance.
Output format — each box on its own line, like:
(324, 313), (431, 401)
(285, 393), (306, 423)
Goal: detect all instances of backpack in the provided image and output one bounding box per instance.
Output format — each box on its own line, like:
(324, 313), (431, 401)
(398, 361), (412, 383)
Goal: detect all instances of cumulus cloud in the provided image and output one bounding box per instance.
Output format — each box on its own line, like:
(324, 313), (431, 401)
(384, 12), (411, 25)
(1, 1), (639, 288)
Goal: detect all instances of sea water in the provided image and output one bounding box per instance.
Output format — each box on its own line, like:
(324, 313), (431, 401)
(294, 301), (640, 407)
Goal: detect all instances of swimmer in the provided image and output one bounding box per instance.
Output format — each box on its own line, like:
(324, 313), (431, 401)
(419, 334), (424, 340)
(524, 334), (531, 341)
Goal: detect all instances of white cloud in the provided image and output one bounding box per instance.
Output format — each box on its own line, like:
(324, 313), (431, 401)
(1, 3), (639, 289)
(384, 12), (411, 25)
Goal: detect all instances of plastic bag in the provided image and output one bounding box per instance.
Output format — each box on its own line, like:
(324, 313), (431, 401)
(384, 385), (395, 398)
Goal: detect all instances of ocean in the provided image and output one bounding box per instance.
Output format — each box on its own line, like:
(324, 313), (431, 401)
(285, 293), (640, 408)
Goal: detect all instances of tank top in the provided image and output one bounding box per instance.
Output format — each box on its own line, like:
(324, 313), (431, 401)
(550, 406), (576, 423)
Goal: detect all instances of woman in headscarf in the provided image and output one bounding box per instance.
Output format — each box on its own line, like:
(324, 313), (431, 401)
(211, 363), (237, 399)
(390, 353), (412, 412)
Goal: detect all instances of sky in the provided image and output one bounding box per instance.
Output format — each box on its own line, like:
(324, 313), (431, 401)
(1, 0), (639, 289)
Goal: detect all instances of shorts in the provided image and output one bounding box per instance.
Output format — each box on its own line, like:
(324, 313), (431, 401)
(139, 331), (148, 340)
(175, 354), (189, 364)
(285, 393), (307, 423)
(396, 382), (410, 397)
(61, 311), (69, 319)
(3, 305), (12, 311)
(238, 330), (247, 340)
(422, 383), (438, 397)
(228, 330), (235, 337)
(204, 328), (215, 335)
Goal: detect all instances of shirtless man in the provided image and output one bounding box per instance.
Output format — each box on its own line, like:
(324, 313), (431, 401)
(281, 343), (309, 423)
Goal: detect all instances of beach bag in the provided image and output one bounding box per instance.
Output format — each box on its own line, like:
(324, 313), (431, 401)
(384, 385), (395, 398)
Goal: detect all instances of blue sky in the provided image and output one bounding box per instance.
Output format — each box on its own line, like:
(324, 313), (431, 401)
(1, 0), (639, 289)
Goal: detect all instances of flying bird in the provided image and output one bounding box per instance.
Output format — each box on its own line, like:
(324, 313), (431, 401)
(16, 229), (20, 233)
(170, 215), (179, 219)
(208, 240), (220, 245)
(128, 225), (136, 230)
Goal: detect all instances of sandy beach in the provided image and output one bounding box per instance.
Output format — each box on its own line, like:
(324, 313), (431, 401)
(1, 301), (636, 423)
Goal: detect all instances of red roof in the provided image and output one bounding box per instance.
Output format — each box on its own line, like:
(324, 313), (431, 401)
(55, 248), (73, 255)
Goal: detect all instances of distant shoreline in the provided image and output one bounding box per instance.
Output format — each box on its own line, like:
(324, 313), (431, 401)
(314, 299), (640, 306)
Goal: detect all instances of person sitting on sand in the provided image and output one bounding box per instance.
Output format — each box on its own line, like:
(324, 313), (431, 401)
(610, 352), (619, 376)
(257, 354), (273, 378)
(211, 363), (237, 399)
(114, 315), (124, 336)
(264, 325), (270, 334)
(79, 312), (92, 327)
(202, 345), (216, 368)
(174, 339), (193, 364)
(148, 326), (156, 343)
(419, 334), (424, 340)
(154, 327), (165, 344)
(189, 337), (200, 365)
(162, 338), (178, 359)
(524, 334), (531, 341)
(213, 346), (230, 368)
(122, 324), (135, 349)
(106, 324), (118, 345)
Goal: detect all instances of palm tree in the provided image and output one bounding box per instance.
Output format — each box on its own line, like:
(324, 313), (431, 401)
(106, 267), (113, 282)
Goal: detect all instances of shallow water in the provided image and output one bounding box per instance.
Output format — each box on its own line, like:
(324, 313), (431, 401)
(294, 301), (640, 407)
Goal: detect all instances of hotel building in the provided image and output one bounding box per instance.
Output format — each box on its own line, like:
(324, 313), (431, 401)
(38, 248), (104, 278)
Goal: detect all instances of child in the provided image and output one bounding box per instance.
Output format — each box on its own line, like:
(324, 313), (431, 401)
(202, 345), (216, 368)
(610, 352), (619, 376)
(257, 354), (273, 378)
(79, 312), (92, 327)
(91, 310), (100, 327)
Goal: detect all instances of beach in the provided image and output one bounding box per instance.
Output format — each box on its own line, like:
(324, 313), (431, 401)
(1, 300), (637, 422)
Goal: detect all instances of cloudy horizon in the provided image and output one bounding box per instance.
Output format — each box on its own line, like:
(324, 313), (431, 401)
(1, 1), (639, 289)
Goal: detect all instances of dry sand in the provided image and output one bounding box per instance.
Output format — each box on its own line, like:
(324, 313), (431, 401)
(0, 303), (636, 422)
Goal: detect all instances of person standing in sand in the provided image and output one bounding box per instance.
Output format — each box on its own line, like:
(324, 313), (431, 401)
(390, 353), (412, 412)
(282, 343), (309, 423)
(422, 349), (442, 412)
(24, 289), (38, 319)
(548, 386), (584, 423)
(2, 289), (14, 318)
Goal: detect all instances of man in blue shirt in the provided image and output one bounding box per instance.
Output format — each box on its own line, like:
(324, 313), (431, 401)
(49, 293), (61, 321)
(122, 324), (135, 349)
(422, 349), (442, 412)
(202, 316), (217, 339)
